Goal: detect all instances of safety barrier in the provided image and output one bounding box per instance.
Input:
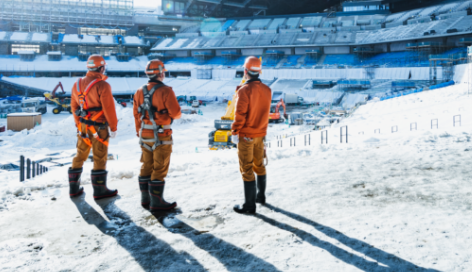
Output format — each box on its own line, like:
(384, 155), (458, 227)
(380, 88), (424, 101)
(266, 113), (465, 150)
(380, 80), (455, 102)
(340, 126), (348, 143)
(453, 115), (461, 127)
(429, 80), (455, 90)
(19, 155), (48, 182)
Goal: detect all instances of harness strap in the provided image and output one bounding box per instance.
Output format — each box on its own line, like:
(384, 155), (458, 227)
(141, 139), (173, 144)
(77, 78), (101, 110)
(79, 118), (108, 127)
(76, 77), (107, 147)
(142, 124), (171, 130)
(138, 83), (173, 151)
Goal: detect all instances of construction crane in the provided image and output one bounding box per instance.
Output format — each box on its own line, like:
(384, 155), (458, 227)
(43, 82), (72, 114)
(269, 98), (288, 123)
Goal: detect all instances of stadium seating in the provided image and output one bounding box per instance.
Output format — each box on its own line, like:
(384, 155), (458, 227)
(201, 20), (223, 32)
(220, 20), (235, 31)
(166, 57), (199, 65)
(256, 34), (277, 46)
(360, 51), (429, 67)
(292, 33), (316, 45)
(274, 33), (296, 45)
(205, 56), (226, 65)
(282, 55), (302, 67)
(323, 54), (358, 67)
(2, 0), (472, 75)
(303, 56), (319, 67)
(248, 19), (271, 29)
(237, 35), (258, 46)
(300, 17), (322, 28)
(225, 56), (246, 66)
(234, 20), (251, 31)
(284, 17), (301, 29)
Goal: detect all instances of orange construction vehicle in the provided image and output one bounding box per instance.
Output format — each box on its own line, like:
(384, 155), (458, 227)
(269, 98), (288, 123)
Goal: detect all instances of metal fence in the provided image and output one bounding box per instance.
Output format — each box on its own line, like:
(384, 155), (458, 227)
(19, 155), (48, 182)
(266, 114), (466, 150)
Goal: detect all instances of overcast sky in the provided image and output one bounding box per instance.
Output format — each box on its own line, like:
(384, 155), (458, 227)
(134, 0), (161, 8)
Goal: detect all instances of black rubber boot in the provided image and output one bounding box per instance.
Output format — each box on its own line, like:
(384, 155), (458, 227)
(68, 167), (84, 198)
(149, 180), (177, 212)
(139, 176), (151, 209)
(91, 170), (118, 200)
(233, 180), (256, 214)
(256, 175), (267, 204)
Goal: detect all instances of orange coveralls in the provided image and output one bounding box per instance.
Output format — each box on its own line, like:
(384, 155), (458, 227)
(232, 79), (272, 181)
(70, 72), (118, 170)
(133, 81), (182, 181)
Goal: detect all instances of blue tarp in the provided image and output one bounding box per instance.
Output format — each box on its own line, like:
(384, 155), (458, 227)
(429, 80), (454, 90)
(380, 81), (454, 101)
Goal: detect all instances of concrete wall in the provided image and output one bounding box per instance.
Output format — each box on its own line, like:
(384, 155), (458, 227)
(191, 50), (212, 56)
(295, 47), (321, 54)
(374, 44), (388, 52)
(241, 48), (264, 55)
(65, 25), (78, 35)
(390, 42), (408, 52)
(173, 50), (189, 57)
(267, 48), (292, 55)
(323, 46), (350, 54)
(64, 45), (78, 56)
(0, 43), (10, 55)
(127, 47), (139, 56)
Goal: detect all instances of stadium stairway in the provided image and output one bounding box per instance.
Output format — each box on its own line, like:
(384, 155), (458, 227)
(317, 55), (327, 65)
(275, 56), (288, 69)
(296, 55), (306, 68)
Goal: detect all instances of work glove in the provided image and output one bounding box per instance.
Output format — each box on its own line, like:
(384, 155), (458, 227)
(109, 129), (117, 139)
(231, 134), (239, 144)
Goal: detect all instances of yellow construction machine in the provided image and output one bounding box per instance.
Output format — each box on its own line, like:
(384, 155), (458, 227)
(208, 78), (247, 150)
(209, 57), (262, 150)
(44, 82), (72, 114)
(208, 92), (237, 150)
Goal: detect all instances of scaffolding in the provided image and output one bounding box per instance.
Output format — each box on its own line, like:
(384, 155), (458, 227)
(265, 50), (284, 67)
(353, 46), (382, 66)
(221, 50), (240, 65)
(0, 0), (134, 32)
(468, 46), (472, 96)
(194, 51), (214, 65)
(429, 54), (453, 85)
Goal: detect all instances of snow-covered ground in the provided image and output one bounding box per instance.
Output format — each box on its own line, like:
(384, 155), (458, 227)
(1, 80), (472, 271)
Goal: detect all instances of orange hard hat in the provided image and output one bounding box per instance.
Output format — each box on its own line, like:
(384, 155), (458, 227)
(243, 56), (262, 74)
(145, 59), (167, 75)
(86, 55), (106, 69)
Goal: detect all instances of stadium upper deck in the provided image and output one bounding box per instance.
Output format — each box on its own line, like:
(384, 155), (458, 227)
(0, 0), (470, 73)
(151, 0), (472, 51)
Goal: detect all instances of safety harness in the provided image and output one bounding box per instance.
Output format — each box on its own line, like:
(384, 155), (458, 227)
(75, 78), (109, 147)
(138, 84), (173, 151)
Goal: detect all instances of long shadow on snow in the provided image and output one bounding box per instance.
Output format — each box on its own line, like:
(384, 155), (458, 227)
(154, 213), (282, 272)
(71, 197), (206, 272)
(258, 204), (439, 272)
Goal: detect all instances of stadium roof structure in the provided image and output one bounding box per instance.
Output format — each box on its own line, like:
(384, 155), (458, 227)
(171, 0), (342, 17)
